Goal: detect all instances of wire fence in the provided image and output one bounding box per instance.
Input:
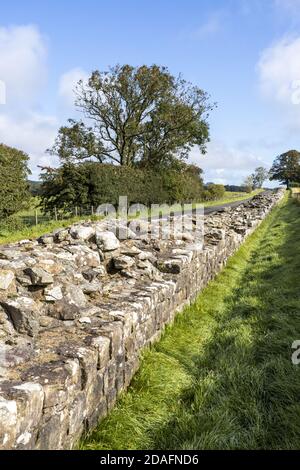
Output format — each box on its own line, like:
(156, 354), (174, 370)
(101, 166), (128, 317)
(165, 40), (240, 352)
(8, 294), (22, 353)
(20, 205), (101, 228)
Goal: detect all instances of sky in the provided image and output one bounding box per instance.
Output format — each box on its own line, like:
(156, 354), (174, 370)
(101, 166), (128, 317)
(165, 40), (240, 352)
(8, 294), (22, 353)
(0, 0), (300, 185)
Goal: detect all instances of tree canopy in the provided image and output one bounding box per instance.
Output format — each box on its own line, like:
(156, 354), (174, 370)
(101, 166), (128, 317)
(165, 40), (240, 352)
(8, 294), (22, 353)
(49, 64), (213, 168)
(0, 143), (30, 218)
(242, 175), (254, 193)
(40, 161), (205, 215)
(252, 166), (268, 189)
(269, 150), (300, 188)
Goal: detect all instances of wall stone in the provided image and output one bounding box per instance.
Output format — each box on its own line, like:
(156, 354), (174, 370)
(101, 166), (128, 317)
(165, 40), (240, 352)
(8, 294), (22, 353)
(0, 190), (284, 449)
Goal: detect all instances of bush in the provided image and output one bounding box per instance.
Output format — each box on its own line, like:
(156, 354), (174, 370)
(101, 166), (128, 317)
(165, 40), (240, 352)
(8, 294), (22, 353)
(202, 184), (225, 201)
(224, 185), (249, 193)
(40, 163), (205, 214)
(0, 143), (30, 218)
(0, 215), (25, 233)
(242, 185), (253, 194)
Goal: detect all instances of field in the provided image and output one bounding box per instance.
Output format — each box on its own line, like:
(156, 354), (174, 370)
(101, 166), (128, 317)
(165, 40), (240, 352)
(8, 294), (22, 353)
(81, 192), (300, 450)
(0, 190), (262, 245)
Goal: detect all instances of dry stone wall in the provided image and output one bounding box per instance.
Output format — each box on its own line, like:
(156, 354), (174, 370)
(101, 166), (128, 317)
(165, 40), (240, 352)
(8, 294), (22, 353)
(0, 190), (284, 449)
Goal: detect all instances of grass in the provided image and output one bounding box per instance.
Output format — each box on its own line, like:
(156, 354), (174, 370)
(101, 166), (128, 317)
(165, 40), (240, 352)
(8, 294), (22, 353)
(203, 189), (263, 207)
(0, 190), (262, 245)
(0, 217), (85, 245)
(81, 192), (300, 450)
(0, 197), (99, 244)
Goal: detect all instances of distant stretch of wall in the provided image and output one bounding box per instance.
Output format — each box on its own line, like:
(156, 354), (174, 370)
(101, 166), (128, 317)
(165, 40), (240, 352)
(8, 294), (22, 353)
(0, 189), (284, 449)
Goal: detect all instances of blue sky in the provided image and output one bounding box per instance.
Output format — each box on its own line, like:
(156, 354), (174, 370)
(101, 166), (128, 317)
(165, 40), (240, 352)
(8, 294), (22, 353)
(0, 0), (300, 184)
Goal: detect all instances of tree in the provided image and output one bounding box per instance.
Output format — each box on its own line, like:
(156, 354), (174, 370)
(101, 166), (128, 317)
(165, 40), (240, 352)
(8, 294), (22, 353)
(0, 143), (30, 218)
(39, 163), (91, 216)
(40, 161), (205, 214)
(269, 150), (300, 188)
(243, 175), (254, 193)
(49, 64), (213, 168)
(252, 166), (268, 189)
(205, 183), (225, 200)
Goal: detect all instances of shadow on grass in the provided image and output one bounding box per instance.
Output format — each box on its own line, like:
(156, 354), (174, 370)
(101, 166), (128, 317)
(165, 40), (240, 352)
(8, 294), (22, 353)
(82, 197), (300, 450)
(145, 198), (300, 450)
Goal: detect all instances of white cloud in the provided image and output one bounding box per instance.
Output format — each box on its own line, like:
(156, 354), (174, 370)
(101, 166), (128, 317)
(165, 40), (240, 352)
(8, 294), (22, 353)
(59, 67), (89, 108)
(189, 140), (267, 185)
(0, 25), (47, 105)
(257, 35), (300, 133)
(0, 112), (58, 179)
(0, 24), (58, 178)
(258, 35), (300, 105)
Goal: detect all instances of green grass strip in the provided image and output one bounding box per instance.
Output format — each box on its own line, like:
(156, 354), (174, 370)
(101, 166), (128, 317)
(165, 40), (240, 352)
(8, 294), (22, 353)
(81, 192), (300, 450)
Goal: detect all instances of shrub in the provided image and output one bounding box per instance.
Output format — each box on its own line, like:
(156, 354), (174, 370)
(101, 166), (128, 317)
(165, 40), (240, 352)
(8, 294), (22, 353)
(0, 215), (25, 233)
(0, 143), (30, 218)
(202, 184), (225, 201)
(40, 162), (205, 214)
(242, 185), (253, 194)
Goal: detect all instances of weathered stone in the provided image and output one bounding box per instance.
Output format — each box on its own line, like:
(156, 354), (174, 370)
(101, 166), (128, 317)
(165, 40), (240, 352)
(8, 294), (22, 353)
(53, 229), (69, 242)
(49, 284), (87, 321)
(82, 266), (106, 281)
(157, 259), (181, 274)
(82, 281), (101, 295)
(16, 275), (32, 287)
(0, 189), (285, 450)
(83, 251), (101, 268)
(12, 382), (44, 446)
(137, 251), (155, 262)
(39, 316), (58, 328)
(0, 297), (40, 336)
(95, 231), (120, 251)
(24, 267), (54, 286)
(78, 317), (91, 324)
(120, 245), (141, 256)
(79, 305), (100, 318)
(64, 284), (87, 307)
(38, 259), (63, 275)
(38, 235), (54, 245)
(0, 396), (17, 449)
(0, 249), (18, 260)
(70, 225), (95, 241)
(44, 286), (63, 302)
(0, 270), (15, 290)
(113, 255), (135, 270)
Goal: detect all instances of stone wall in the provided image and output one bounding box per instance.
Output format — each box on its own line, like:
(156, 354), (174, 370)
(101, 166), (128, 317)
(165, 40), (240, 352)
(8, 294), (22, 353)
(0, 190), (284, 449)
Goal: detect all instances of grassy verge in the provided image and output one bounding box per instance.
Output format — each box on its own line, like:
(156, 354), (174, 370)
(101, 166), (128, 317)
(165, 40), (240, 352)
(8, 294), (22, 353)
(81, 192), (300, 450)
(0, 217), (86, 245)
(203, 189), (263, 207)
(0, 190), (262, 245)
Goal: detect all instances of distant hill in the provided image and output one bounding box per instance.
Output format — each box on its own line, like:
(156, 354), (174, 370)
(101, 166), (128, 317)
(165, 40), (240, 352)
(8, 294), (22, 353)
(204, 183), (248, 193)
(28, 180), (42, 196)
(224, 185), (248, 193)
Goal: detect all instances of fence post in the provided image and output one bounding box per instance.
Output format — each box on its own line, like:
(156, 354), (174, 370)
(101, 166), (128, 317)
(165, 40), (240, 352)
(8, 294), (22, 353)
(75, 206), (78, 217)
(54, 207), (58, 221)
(35, 210), (38, 226)
(91, 206), (94, 216)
